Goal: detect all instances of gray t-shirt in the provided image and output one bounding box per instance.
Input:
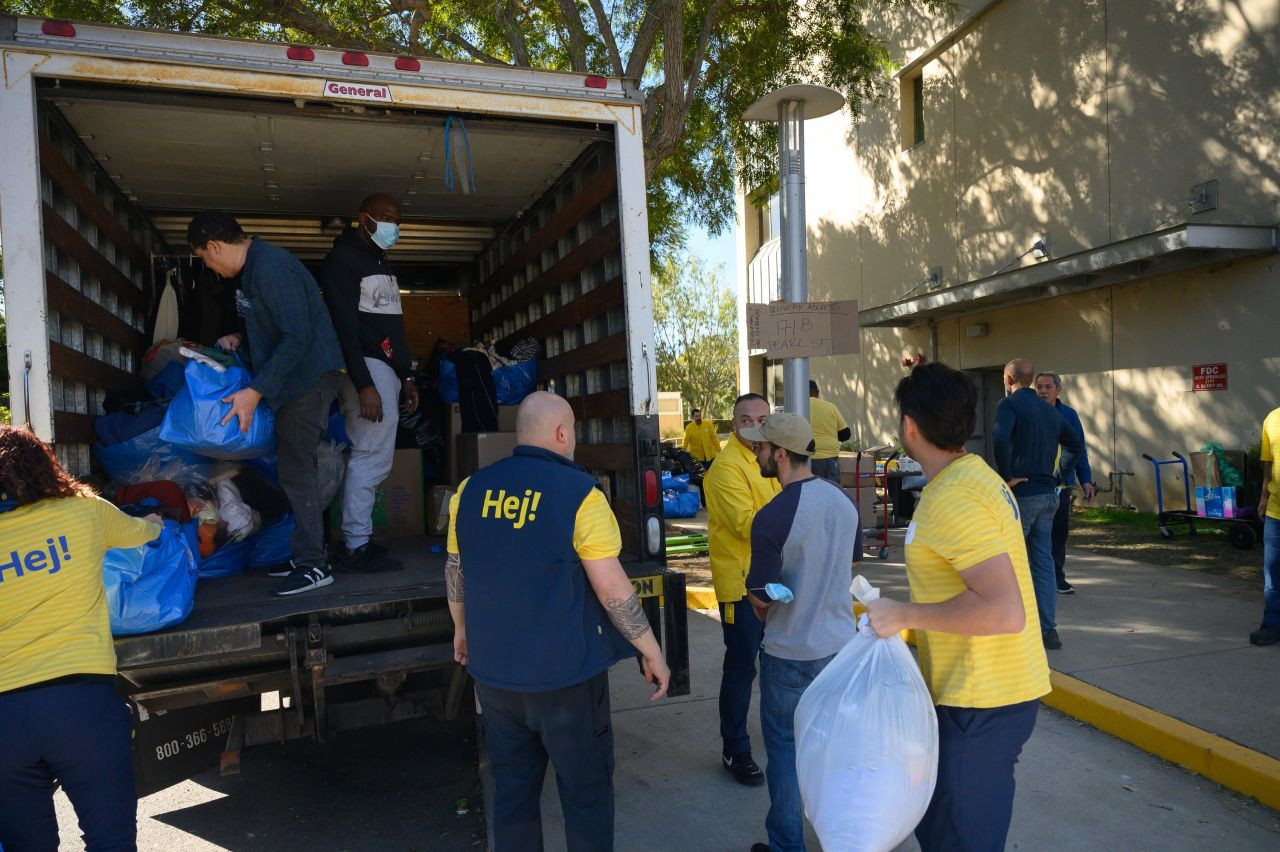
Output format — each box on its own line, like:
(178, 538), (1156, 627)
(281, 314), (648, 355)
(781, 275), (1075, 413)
(746, 475), (860, 661)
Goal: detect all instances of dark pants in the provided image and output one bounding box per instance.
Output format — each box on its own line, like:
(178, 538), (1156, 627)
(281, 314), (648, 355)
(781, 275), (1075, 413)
(810, 457), (841, 485)
(760, 652), (835, 851)
(915, 700), (1040, 852)
(477, 671), (615, 852)
(719, 596), (764, 756)
(275, 370), (342, 569)
(0, 679), (137, 852)
(1051, 488), (1072, 587)
(698, 457), (713, 507)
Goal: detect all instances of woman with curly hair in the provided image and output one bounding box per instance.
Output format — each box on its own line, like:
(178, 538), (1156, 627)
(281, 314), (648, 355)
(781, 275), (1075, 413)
(0, 424), (161, 850)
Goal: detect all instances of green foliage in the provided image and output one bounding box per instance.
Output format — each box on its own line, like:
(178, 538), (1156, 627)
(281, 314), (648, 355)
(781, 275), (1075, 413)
(3, 1), (950, 256)
(652, 253), (736, 419)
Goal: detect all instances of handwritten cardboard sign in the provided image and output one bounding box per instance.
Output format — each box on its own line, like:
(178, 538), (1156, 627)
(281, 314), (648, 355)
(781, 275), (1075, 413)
(747, 300), (860, 358)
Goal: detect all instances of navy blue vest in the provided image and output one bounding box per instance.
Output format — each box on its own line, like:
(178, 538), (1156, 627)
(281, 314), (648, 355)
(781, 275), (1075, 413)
(456, 445), (636, 691)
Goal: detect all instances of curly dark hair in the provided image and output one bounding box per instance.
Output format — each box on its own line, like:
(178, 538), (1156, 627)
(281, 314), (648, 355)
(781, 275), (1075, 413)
(0, 425), (95, 507)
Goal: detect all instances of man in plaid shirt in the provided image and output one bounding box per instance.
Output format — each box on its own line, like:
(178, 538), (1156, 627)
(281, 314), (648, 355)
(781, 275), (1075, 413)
(189, 212), (345, 596)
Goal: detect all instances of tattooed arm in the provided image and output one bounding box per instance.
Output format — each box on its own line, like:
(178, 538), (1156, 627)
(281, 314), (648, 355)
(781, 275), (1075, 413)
(582, 556), (670, 700)
(445, 552), (467, 665)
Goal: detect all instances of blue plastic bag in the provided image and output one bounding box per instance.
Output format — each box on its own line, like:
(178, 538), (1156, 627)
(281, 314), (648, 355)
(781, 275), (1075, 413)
(494, 361), (538, 405)
(146, 360), (186, 400)
(662, 473), (691, 492)
(94, 425), (207, 481)
(102, 520), (198, 636)
(663, 489), (700, 519)
(199, 538), (251, 579)
(437, 358), (460, 404)
(249, 515), (295, 568)
(160, 359), (276, 460)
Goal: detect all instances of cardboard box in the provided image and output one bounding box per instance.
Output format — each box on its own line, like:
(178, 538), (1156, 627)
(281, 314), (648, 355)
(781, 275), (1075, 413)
(1194, 485), (1237, 518)
(329, 448), (425, 538)
(845, 486), (879, 529)
(456, 432), (519, 481)
(447, 404), (520, 483)
(428, 484), (456, 536)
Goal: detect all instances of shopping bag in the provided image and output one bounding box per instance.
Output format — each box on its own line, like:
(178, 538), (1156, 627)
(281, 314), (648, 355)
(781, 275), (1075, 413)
(437, 358), (460, 403)
(794, 576), (939, 852)
(249, 515), (295, 568)
(102, 520), (198, 636)
(94, 425), (208, 482)
(493, 360), (538, 405)
(663, 489), (700, 519)
(662, 473), (691, 492)
(199, 537), (251, 579)
(159, 357), (276, 460)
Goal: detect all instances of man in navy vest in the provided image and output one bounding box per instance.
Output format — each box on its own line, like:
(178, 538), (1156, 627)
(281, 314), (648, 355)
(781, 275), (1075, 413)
(445, 391), (670, 850)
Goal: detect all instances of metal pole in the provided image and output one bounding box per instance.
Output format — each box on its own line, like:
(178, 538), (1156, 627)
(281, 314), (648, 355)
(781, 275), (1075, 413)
(777, 99), (810, 420)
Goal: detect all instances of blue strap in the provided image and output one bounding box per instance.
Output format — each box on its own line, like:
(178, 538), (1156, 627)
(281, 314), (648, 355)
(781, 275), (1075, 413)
(443, 115), (477, 193)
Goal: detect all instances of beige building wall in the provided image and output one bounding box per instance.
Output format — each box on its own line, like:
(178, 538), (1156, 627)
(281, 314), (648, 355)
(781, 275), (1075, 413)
(739, 0), (1280, 510)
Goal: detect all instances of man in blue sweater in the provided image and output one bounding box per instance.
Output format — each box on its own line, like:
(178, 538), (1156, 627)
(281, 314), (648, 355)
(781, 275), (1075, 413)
(1035, 372), (1096, 595)
(993, 358), (1081, 649)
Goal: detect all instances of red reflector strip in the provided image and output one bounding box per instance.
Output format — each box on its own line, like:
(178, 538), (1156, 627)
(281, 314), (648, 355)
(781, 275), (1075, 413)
(342, 52), (369, 67)
(584, 76), (608, 89)
(395, 56), (421, 72)
(286, 46), (315, 61)
(643, 469), (659, 507)
(42, 20), (76, 37)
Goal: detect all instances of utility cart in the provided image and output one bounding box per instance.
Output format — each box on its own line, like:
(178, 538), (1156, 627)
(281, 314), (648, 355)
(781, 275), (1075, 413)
(1142, 450), (1264, 550)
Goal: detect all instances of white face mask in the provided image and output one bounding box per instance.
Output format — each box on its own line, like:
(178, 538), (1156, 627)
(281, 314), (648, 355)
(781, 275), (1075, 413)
(365, 217), (400, 250)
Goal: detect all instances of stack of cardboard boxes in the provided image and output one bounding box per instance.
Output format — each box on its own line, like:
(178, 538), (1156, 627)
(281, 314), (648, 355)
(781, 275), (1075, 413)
(426, 403), (522, 536)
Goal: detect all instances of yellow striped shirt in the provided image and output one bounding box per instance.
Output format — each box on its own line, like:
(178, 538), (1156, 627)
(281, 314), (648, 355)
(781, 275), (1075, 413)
(0, 495), (160, 692)
(905, 454), (1051, 708)
(447, 477), (621, 560)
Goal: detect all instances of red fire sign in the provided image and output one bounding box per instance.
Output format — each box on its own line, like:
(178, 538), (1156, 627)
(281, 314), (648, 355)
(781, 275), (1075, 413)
(1192, 363), (1228, 391)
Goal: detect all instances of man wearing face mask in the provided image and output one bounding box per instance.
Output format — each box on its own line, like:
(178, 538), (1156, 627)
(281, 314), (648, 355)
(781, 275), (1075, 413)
(320, 194), (421, 572)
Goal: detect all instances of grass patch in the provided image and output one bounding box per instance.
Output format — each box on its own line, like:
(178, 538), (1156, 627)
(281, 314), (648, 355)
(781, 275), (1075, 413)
(1074, 507), (1153, 527)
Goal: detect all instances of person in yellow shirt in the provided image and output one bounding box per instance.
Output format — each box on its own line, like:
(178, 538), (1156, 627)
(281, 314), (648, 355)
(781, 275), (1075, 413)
(682, 407), (721, 465)
(444, 392), (669, 849)
(866, 364), (1050, 852)
(1251, 406), (1280, 646)
(703, 392), (780, 786)
(0, 425), (161, 851)
(808, 380), (851, 484)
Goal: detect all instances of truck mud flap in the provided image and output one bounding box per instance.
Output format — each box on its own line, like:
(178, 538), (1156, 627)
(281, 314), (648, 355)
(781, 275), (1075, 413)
(131, 696), (258, 796)
(625, 566), (690, 696)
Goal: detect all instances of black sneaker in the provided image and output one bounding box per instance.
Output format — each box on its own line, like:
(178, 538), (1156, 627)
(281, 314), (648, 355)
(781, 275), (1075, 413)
(362, 541), (390, 557)
(271, 564), (334, 596)
(1249, 625), (1280, 646)
(1043, 628), (1063, 650)
(336, 543), (402, 574)
(722, 753), (765, 787)
(266, 559), (298, 578)
(750, 845), (771, 852)
(1057, 581), (1076, 595)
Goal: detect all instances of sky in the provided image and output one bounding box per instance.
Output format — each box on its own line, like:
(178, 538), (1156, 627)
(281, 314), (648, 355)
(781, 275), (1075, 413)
(685, 222), (738, 292)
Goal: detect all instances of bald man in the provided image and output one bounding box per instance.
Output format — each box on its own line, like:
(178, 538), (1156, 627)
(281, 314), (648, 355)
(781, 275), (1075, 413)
(446, 392), (670, 850)
(993, 358), (1082, 650)
(320, 193), (420, 572)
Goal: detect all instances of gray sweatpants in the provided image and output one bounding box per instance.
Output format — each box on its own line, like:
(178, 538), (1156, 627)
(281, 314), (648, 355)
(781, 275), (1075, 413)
(339, 357), (402, 550)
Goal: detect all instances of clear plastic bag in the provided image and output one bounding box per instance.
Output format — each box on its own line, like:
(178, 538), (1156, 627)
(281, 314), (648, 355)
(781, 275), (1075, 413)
(794, 576), (939, 852)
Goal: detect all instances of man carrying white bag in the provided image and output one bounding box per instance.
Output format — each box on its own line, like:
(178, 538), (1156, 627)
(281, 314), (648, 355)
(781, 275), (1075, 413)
(863, 363), (1051, 852)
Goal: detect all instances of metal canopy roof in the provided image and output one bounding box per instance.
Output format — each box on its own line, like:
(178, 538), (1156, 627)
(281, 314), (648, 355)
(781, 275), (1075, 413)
(859, 223), (1279, 328)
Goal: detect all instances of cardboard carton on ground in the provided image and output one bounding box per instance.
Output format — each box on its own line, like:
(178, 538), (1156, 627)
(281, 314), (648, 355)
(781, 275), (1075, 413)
(844, 486), (879, 529)
(456, 432), (519, 481)
(1195, 485), (1237, 518)
(329, 448), (425, 538)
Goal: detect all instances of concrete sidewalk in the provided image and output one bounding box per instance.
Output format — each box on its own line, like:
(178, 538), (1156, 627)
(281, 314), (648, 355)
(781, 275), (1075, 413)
(853, 538), (1280, 762)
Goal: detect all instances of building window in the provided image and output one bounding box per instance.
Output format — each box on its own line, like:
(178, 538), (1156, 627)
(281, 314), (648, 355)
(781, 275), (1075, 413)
(756, 191), (782, 245)
(901, 71), (924, 149)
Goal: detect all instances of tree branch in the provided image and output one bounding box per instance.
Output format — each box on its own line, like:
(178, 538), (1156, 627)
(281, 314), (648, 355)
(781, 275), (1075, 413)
(587, 0), (624, 77)
(556, 0), (589, 72)
(624, 1), (663, 80)
(496, 1), (532, 66)
(439, 28), (511, 64)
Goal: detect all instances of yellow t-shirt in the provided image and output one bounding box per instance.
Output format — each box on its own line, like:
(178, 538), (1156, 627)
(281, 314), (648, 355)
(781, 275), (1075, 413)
(704, 434), (781, 602)
(904, 454), (1051, 708)
(0, 495), (160, 693)
(447, 477), (621, 560)
(808, 397), (848, 460)
(683, 420), (721, 463)
(1262, 407), (1280, 521)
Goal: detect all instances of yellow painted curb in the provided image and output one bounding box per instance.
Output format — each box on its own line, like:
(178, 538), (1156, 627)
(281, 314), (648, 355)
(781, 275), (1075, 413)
(686, 586), (718, 610)
(1045, 670), (1280, 811)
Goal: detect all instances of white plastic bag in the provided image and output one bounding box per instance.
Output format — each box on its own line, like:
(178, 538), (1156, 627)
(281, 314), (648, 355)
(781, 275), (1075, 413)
(794, 576), (939, 852)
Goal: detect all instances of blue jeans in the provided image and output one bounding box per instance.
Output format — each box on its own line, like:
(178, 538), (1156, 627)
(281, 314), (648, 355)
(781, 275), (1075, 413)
(719, 596), (764, 756)
(1263, 517), (1280, 628)
(760, 652), (835, 852)
(915, 700), (1039, 852)
(0, 678), (137, 852)
(1017, 491), (1060, 632)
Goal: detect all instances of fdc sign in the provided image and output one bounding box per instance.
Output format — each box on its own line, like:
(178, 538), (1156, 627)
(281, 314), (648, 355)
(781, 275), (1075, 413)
(1192, 363), (1228, 392)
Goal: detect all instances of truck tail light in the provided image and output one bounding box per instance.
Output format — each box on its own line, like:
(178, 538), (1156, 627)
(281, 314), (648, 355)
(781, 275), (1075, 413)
(646, 516), (662, 556)
(643, 469), (659, 507)
(42, 20), (76, 37)
(287, 46), (315, 61)
(584, 76), (608, 89)
(395, 57), (421, 72)
(342, 51), (369, 67)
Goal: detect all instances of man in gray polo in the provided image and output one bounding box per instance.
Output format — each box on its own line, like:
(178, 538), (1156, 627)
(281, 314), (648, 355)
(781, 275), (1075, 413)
(742, 412), (861, 852)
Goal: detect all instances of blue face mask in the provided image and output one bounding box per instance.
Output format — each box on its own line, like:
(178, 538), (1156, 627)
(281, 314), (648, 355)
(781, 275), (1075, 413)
(365, 217), (399, 250)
